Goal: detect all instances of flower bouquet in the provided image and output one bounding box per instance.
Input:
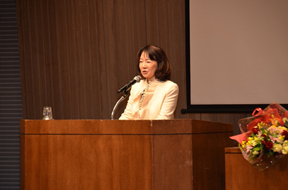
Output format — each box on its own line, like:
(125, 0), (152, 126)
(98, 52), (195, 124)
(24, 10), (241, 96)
(230, 102), (288, 171)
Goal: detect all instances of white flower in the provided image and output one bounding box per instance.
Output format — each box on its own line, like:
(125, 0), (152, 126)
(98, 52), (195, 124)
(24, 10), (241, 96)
(273, 143), (282, 153)
(252, 151), (259, 155)
(282, 140), (288, 154)
(251, 140), (258, 146)
(257, 130), (263, 138)
(282, 149), (288, 154)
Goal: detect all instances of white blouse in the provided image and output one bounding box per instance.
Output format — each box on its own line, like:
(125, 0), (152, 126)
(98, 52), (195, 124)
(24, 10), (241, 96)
(119, 78), (179, 120)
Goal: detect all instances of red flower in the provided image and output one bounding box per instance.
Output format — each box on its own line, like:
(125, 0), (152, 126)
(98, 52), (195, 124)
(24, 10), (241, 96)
(266, 141), (273, 150)
(282, 130), (288, 140)
(252, 127), (259, 134)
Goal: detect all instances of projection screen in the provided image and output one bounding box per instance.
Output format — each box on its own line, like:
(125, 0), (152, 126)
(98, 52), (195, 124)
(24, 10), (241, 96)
(183, 0), (288, 113)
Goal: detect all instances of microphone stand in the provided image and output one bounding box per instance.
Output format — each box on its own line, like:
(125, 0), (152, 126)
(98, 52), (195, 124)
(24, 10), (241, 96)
(111, 89), (129, 120)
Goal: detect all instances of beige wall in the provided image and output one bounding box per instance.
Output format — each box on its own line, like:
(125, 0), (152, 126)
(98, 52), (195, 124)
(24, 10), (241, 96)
(17, 0), (248, 135)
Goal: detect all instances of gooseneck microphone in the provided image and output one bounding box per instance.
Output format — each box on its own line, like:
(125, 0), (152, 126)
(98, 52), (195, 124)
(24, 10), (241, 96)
(117, 75), (141, 93)
(112, 75), (142, 120)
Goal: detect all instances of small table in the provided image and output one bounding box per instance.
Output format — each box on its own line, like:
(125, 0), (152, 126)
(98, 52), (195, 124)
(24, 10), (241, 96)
(225, 147), (288, 190)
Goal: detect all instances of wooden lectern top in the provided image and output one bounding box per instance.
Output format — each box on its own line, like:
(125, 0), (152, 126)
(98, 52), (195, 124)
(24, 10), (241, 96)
(20, 119), (233, 134)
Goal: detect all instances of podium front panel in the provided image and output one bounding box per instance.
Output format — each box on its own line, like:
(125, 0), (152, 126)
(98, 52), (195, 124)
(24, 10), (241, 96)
(21, 119), (233, 190)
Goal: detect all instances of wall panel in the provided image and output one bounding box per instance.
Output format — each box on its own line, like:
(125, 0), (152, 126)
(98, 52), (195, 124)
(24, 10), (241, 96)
(17, 0), (247, 133)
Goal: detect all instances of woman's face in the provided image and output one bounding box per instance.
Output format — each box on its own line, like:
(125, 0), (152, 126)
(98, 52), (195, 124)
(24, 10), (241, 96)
(139, 52), (158, 81)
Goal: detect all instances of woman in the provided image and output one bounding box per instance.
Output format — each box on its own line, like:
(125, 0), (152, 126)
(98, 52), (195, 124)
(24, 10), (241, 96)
(119, 45), (179, 120)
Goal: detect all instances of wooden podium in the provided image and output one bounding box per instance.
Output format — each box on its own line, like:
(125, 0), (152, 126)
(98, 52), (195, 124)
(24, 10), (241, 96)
(20, 119), (233, 190)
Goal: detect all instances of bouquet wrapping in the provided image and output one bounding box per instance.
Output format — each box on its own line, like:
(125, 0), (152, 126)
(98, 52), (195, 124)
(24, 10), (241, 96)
(230, 102), (288, 171)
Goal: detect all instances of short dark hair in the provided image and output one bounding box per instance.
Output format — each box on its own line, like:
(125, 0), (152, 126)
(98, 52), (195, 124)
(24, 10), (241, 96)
(137, 45), (171, 81)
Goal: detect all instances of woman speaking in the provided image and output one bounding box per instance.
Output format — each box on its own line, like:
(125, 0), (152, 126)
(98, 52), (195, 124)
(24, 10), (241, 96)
(119, 45), (179, 120)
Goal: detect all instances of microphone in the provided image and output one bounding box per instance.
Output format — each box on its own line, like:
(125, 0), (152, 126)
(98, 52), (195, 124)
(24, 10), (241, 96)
(117, 75), (141, 93)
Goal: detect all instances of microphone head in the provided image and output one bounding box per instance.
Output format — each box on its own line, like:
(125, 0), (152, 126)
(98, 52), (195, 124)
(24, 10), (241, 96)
(134, 75), (141, 82)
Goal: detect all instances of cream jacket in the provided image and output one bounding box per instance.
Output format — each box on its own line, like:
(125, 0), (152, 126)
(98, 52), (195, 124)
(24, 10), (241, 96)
(119, 78), (179, 120)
